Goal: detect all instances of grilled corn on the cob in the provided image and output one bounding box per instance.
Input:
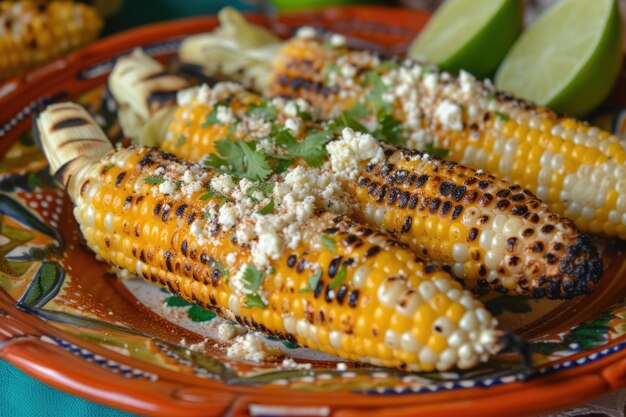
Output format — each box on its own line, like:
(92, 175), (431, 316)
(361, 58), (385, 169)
(108, 51), (602, 299)
(33, 101), (513, 371)
(0, 1), (102, 81)
(179, 8), (626, 239)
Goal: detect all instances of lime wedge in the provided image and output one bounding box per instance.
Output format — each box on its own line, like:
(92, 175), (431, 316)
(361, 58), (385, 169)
(495, 0), (623, 117)
(408, 0), (523, 79)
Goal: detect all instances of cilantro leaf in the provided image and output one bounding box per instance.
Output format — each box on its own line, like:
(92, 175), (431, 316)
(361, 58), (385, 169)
(241, 264), (266, 293)
(345, 102), (371, 120)
(377, 60), (401, 73)
(494, 111), (510, 121)
(201, 108), (221, 128)
(240, 141), (272, 180)
(373, 111), (406, 146)
(204, 139), (272, 181)
(320, 235), (336, 253)
(423, 145), (450, 159)
(198, 185), (230, 205)
(329, 266), (346, 290)
(244, 294), (267, 309)
(188, 306), (217, 322)
(331, 112), (369, 134)
(145, 176), (165, 185)
(284, 131), (332, 168)
(363, 70), (390, 113)
(247, 100), (277, 121)
(324, 63), (340, 84)
(246, 182), (275, 202)
(164, 295), (192, 307)
(256, 200), (274, 215)
(210, 260), (230, 277)
(299, 269), (322, 294)
(200, 101), (229, 128)
(175, 134), (187, 148)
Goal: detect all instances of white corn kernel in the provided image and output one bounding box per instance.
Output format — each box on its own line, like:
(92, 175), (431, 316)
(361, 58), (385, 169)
(378, 278), (407, 307)
(452, 243), (469, 262)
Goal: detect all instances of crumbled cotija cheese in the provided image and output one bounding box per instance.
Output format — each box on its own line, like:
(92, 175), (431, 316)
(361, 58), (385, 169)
(158, 180), (178, 195)
(211, 174), (236, 194)
(217, 321), (247, 341)
(226, 333), (282, 363)
(296, 26), (316, 39)
(327, 127), (385, 180)
(216, 106), (234, 124)
(435, 100), (463, 131)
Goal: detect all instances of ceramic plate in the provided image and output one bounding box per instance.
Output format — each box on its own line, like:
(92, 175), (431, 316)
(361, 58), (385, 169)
(1, 6), (626, 417)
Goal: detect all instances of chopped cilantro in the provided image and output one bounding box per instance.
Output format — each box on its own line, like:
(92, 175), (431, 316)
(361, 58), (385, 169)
(373, 111), (405, 146)
(164, 295), (192, 307)
(345, 103), (371, 120)
(204, 139), (272, 181)
(296, 105), (313, 121)
(211, 260), (230, 277)
(329, 266), (346, 290)
(201, 109), (220, 128)
(246, 182), (275, 202)
(377, 60), (401, 73)
(363, 70), (390, 113)
(247, 100), (277, 121)
(188, 306), (217, 322)
(241, 264), (265, 293)
(198, 185), (230, 205)
(299, 269), (322, 294)
(494, 111), (510, 121)
(320, 235), (336, 253)
(423, 145), (450, 158)
(256, 200), (274, 215)
(324, 63), (340, 84)
(277, 129), (332, 168)
(175, 134), (187, 148)
(102, 163), (114, 170)
(244, 294), (267, 309)
(331, 112), (369, 134)
(241, 264), (268, 309)
(145, 176), (165, 185)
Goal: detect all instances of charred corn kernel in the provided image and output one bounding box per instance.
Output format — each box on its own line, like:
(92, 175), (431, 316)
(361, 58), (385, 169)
(109, 52), (602, 299)
(0, 1), (102, 81)
(179, 10), (626, 239)
(36, 102), (506, 371)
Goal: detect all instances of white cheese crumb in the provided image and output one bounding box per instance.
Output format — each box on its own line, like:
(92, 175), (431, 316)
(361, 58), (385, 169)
(281, 358), (312, 370)
(435, 99), (463, 131)
(459, 70), (476, 98)
(190, 220), (204, 238)
(225, 253), (236, 266)
(423, 72), (438, 94)
(216, 106), (234, 124)
(158, 180), (177, 195)
(185, 339), (209, 352)
(217, 321), (246, 341)
(327, 127), (385, 180)
(177, 86), (202, 107)
(218, 203), (239, 231)
(283, 101), (298, 118)
(284, 118), (301, 135)
(226, 333), (282, 363)
(329, 33), (346, 47)
(341, 64), (356, 78)
(296, 26), (316, 39)
(336, 362), (348, 371)
(211, 174), (236, 194)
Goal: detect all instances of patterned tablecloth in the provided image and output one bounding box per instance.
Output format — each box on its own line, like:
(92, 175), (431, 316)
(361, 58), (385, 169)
(3, 1), (626, 416)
